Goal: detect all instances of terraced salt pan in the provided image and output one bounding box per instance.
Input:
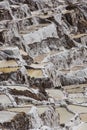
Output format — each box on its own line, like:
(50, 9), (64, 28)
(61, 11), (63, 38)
(7, 105), (48, 115)
(68, 93), (84, 98)
(0, 111), (16, 123)
(65, 88), (84, 94)
(27, 69), (44, 78)
(63, 84), (87, 90)
(4, 105), (87, 126)
(56, 107), (74, 124)
(68, 105), (87, 113)
(68, 93), (87, 103)
(7, 107), (32, 113)
(34, 54), (47, 63)
(0, 67), (19, 73)
(29, 63), (45, 69)
(46, 89), (64, 100)
(0, 94), (11, 105)
(0, 60), (18, 68)
(63, 84), (87, 93)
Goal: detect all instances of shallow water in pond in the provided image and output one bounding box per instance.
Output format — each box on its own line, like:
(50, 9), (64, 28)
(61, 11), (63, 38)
(68, 105), (87, 113)
(56, 107), (74, 124)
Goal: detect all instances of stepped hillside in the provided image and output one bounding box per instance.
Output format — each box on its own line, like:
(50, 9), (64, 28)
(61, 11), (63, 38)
(0, 0), (87, 130)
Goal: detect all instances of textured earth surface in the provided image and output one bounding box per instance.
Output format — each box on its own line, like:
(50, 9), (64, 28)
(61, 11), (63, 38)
(0, 0), (87, 130)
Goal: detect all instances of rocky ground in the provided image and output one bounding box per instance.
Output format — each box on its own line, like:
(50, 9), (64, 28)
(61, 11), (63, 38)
(0, 0), (87, 130)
